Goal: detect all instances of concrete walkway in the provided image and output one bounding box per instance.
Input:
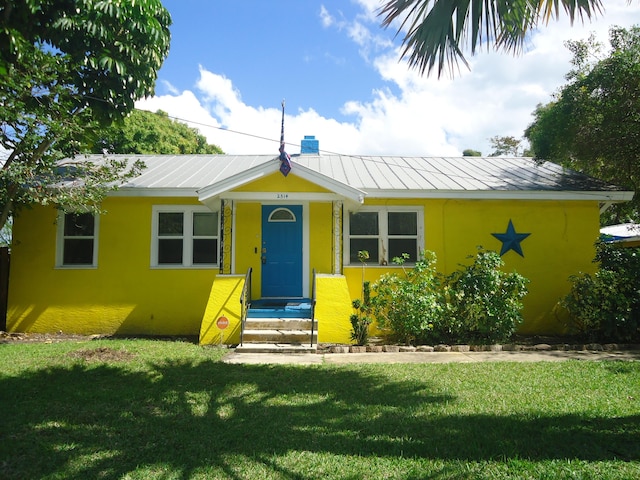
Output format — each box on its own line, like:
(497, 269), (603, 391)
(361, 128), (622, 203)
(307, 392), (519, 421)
(223, 349), (640, 365)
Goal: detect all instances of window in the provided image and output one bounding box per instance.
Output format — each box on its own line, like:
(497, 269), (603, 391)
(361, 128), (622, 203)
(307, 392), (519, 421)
(348, 211), (379, 264)
(345, 208), (422, 265)
(268, 207), (296, 222)
(56, 212), (99, 267)
(152, 206), (219, 267)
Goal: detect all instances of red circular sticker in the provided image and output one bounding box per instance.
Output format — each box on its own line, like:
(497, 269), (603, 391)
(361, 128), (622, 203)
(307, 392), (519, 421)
(216, 316), (229, 330)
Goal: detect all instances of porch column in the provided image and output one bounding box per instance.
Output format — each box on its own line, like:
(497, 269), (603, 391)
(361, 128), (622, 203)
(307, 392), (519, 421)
(332, 200), (342, 274)
(220, 199), (233, 274)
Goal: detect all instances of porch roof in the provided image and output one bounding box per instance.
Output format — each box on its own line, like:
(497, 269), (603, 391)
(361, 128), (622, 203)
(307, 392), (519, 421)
(97, 153), (632, 202)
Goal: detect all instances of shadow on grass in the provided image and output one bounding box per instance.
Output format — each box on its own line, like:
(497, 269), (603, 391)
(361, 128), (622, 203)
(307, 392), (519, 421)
(0, 358), (638, 479)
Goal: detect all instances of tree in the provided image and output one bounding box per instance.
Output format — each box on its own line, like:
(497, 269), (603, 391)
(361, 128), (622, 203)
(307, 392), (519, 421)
(462, 148), (482, 156)
(525, 26), (640, 223)
(89, 110), (224, 155)
(378, 0), (603, 77)
(0, 0), (171, 232)
(488, 135), (531, 156)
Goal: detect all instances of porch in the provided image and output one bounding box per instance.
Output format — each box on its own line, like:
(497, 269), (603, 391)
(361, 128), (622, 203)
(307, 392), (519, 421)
(198, 270), (353, 351)
(236, 298), (317, 354)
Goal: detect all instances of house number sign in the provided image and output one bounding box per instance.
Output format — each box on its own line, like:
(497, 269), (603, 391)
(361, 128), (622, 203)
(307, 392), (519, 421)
(276, 193), (289, 199)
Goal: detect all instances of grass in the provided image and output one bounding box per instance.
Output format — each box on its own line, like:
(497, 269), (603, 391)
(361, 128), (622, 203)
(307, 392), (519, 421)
(0, 339), (639, 479)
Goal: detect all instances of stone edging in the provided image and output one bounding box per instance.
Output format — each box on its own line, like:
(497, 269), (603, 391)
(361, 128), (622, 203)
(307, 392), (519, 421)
(318, 343), (640, 354)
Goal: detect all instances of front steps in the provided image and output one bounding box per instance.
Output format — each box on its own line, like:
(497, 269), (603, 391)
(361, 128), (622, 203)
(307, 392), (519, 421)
(237, 316), (317, 354)
(234, 343), (316, 354)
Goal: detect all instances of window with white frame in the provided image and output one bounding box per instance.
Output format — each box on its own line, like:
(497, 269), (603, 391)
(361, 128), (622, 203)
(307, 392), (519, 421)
(152, 206), (219, 267)
(345, 207), (423, 265)
(56, 212), (99, 267)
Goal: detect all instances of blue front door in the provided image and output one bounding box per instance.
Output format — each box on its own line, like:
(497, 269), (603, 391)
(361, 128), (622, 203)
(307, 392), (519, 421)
(261, 205), (303, 298)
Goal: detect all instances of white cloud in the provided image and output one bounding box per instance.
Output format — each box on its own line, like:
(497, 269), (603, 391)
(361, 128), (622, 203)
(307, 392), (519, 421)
(139, 0), (640, 157)
(319, 5), (334, 28)
(138, 69), (362, 155)
(157, 79), (180, 96)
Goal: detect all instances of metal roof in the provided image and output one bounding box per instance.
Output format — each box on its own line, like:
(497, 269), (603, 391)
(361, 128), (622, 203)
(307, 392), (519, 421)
(80, 153), (632, 202)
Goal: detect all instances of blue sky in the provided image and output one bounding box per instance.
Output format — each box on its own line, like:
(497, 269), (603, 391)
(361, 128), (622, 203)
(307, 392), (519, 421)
(138, 0), (640, 156)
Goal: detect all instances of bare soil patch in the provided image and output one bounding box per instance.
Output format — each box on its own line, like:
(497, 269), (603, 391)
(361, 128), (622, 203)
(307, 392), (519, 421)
(0, 331), (105, 344)
(66, 346), (136, 362)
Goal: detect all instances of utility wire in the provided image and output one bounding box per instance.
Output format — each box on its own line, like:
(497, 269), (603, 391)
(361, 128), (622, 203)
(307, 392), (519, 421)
(146, 109), (560, 187)
(126, 107), (612, 197)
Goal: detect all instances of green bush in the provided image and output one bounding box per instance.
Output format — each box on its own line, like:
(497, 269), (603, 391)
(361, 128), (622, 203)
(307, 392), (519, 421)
(350, 281), (372, 345)
(562, 242), (640, 342)
(371, 251), (444, 345)
(444, 249), (528, 344)
(371, 249), (528, 345)
(349, 251), (373, 345)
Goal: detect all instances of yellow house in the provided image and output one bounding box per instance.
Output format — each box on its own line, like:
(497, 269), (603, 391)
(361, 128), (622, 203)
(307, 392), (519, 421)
(6, 139), (633, 350)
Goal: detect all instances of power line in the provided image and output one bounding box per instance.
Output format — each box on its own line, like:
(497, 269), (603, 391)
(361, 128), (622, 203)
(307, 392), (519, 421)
(135, 109), (601, 192)
(148, 110), (514, 184)
(146, 109), (349, 156)
(160, 112), (286, 148)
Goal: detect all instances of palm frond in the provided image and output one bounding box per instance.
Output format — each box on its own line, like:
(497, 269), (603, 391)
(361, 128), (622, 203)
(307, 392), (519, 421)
(378, 0), (604, 77)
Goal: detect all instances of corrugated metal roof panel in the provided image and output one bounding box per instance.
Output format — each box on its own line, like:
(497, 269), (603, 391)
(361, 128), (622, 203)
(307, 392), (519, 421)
(76, 153), (627, 198)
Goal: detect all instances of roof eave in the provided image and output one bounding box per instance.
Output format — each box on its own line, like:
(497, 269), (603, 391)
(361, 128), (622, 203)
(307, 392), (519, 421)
(362, 189), (635, 202)
(108, 187), (199, 197)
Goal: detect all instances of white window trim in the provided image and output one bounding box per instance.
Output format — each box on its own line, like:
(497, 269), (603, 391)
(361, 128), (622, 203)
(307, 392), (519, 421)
(343, 206), (424, 266)
(55, 211), (100, 269)
(151, 205), (220, 269)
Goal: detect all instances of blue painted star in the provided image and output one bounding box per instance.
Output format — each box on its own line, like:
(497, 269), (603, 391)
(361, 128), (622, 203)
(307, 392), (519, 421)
(492, 220), (531, 257)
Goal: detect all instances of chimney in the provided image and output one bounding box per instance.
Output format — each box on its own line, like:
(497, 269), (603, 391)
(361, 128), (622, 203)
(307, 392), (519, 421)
(300, 135), (319, 154)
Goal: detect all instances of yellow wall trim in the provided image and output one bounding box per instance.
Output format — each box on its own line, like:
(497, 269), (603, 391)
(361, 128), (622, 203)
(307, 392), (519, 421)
(315, 274), (352, 344)
(199, 275), (244, 345)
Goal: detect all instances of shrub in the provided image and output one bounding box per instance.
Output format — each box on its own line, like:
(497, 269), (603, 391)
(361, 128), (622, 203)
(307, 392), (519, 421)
(371, 251), (444, 345)
(350, 281), (372, 345)
(444, 249), (528, 344)
(349, 250), (372, 345)
(370, 249), (528, 345)
(562, 241), (640, 342)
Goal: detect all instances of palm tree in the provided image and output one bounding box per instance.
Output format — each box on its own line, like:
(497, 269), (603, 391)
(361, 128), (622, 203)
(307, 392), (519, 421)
(378, 0), (604, 77)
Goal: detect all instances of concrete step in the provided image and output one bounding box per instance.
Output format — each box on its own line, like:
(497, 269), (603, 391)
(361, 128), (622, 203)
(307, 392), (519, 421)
(242, 329), (317, 344)
(235, 343), (317, 354)
(244, 318), (314, 330)
(248, 299), (313, 319)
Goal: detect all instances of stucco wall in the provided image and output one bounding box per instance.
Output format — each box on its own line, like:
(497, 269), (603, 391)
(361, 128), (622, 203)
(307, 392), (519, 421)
(7, 190), (601, 337)
(344, 198), (600, 335)
(7, 197), (216, 335)
(309, 202), (334, 275)
(234, 202), (262, 298)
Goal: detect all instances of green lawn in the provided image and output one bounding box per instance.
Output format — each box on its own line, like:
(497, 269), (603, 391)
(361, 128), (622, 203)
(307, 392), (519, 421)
(1, 339), (639, 479)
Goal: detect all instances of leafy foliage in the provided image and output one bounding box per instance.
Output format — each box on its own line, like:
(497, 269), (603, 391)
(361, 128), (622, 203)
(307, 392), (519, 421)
(350, 281), (373, 346)
(462, 149), (482, 156)
(525, 26), (640, 223)
(371, 249), (528, 345)
(443, 249), (529, 344)
(0, 0), (171, 231)
(350, 250), (373, 345)
(0, 216), (11, 246)
(378, 0), (603, 77)
(562, 241), (640, 342)
(488, 135), (532, 157)
(372, 252), (444, 345)
(88, 110), (224, 155)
